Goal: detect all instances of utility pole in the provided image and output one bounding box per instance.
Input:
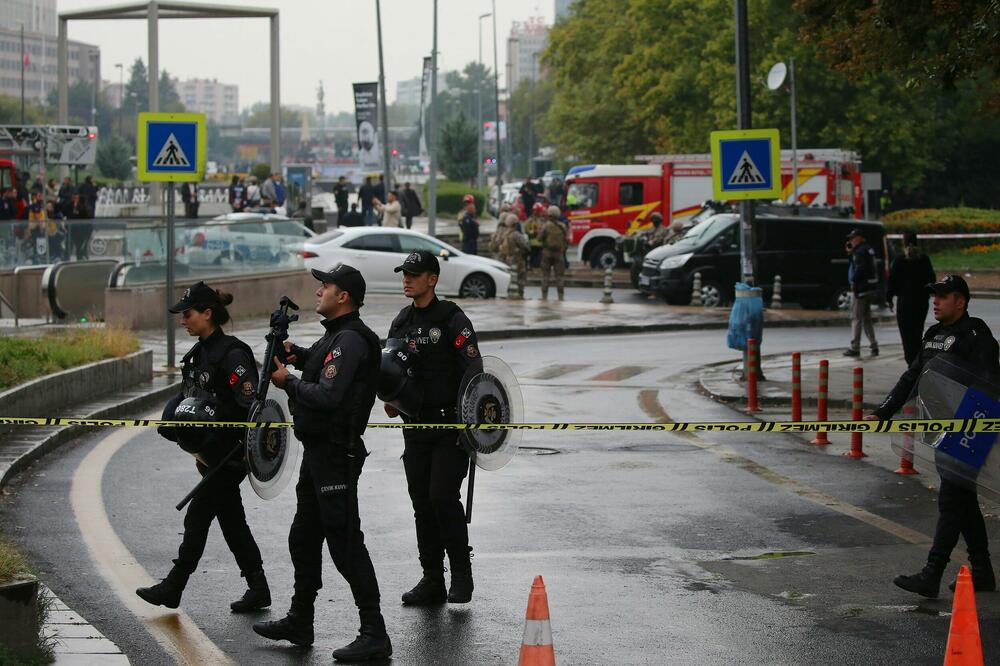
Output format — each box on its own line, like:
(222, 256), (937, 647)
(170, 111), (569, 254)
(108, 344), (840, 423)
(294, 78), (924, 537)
(734, 0), (755, 286)
(428, 0), (439, 235)
(375, 0), (393, 194)
(477, 13), (491, 190)
(491, 0), (502, 187)
(20, 25), (25, 124)
(115, 63), (123, 135)
(528, 53), (537, 179)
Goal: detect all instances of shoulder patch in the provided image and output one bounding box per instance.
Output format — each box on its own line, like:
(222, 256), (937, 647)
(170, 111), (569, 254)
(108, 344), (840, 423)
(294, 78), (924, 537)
(324, 351), (333, 364)
(324, 364), (338, 379)
(241, 381), (254, 397)
(234, 365), (247, 377)
(332, 346), (342, 358)
(454, 334), (466, 348)
(466, 344), (479, 358)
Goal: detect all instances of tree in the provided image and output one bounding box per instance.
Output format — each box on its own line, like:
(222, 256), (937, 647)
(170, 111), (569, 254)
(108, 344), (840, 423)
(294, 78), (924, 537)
(441, 62), (497, 124)
(46, 79), (114, 138)
(251, 162), (271, 182)
(439, 113), (478, 182)
(243, 102), (304, 128)
(0, 94), (48, 124)
(118, 57), (185, 142)
(95, 133), (132, 180)
(509, 77), (554, 177)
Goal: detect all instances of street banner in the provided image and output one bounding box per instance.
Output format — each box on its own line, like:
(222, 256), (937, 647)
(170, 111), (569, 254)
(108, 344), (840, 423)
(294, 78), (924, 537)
(418, 57), (432, 166)
(353, 82), (381, 171)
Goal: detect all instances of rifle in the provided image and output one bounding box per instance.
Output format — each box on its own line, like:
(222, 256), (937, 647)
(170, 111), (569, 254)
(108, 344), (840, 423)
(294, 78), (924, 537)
(175, 296), (299, 511)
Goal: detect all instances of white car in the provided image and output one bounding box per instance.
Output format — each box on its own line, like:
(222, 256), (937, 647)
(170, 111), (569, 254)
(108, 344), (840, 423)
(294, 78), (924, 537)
(181, 213), (314, 267)
(301, 227), (511, 298)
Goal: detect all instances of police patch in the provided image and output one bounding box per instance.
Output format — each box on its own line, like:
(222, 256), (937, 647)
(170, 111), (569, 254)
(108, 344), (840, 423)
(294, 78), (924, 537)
(461, 328), (472, 338)
(229, 372), (239, 386)
(944, 335), (956, 350)
(324, 351), (333, 364)
(242, 381), (254, 397)
(430, 328), (441, 343)
(454, 334), (466, 348)
(466, 344), (479, 358)
(198, 371), (211, 388)
(234, 365), (247, 377)
(324, 364), (338, 379)
(332, 347), (342, 358)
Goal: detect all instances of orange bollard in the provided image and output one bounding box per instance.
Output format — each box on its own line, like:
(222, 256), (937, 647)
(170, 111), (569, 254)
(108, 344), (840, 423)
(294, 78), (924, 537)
(810, 360), (830, 445)
(845, 366), (867, 458)
(745, 338), (761, 413)
(518, 576), (556, 666)
(944, 566), (984, 666)
(895, 404), (920, 475)
(791, 352), (802, 422)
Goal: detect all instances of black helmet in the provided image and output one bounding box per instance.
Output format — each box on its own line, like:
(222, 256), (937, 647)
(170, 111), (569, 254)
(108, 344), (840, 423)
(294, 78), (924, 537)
(172, 397), (221, 453)
(377, 338), (424, 417)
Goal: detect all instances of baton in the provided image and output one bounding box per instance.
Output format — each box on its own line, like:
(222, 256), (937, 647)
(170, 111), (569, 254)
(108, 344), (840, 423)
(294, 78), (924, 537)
(465, 455), (476, 524)
(175, 296), (299, 511)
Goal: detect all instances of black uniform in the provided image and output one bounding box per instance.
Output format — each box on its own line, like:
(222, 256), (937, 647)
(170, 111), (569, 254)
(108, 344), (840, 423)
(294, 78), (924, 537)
(886, 252), (936, 365)
(875, 313), (1000, 579)
(173, 328), (263, 578)
(388, 297), (482, 578)
(282, 310), (385, 627)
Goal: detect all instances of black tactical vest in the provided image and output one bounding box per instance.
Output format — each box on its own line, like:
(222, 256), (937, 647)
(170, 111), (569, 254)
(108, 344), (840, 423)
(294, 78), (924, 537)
(180, 330), (255, 443)
(389, 299), (464, 411)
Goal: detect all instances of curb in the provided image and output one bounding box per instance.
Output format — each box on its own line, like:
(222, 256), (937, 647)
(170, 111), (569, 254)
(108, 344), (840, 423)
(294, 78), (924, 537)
(42, 584), (131, 665)
(0, 374), (181, 490)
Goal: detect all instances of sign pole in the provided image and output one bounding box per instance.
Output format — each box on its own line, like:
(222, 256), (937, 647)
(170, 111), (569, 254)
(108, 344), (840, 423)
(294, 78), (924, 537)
(734, 0), (755, 286)
(166, 181), (176, 369)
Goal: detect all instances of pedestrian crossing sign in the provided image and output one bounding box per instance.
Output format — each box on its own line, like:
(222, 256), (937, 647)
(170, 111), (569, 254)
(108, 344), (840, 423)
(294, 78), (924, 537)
(137, 112), (206, 182)
(710, 128), (781, 200)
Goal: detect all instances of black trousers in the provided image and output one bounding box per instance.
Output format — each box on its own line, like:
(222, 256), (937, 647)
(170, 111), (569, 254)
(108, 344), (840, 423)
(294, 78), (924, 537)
(69, 224), (92, 260)
(402, 433), (471, 575)
(896, 299), (929, 366)
(174, 462), (263, 577)
(288, 440), (382, 619)
(404, 215), (413, 229)
(929, 477), (990, 567)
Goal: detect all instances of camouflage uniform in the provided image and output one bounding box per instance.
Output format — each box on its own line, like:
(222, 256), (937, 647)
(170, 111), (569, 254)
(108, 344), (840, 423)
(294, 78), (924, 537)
(647, 223), (672, 248)
(501, 212), (529, 298)
(539, 216), (569, 300)
(524, 214), (545, 269)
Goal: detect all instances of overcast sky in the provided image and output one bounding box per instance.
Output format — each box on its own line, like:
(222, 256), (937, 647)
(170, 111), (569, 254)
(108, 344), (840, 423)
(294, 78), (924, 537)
(57, 0), (555, 112)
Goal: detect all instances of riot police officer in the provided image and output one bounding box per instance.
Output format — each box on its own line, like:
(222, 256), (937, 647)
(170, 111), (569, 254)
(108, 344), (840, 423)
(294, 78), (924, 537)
(253, 264), (392, 662)
(385, 250), (483, 605)
(137, 281), (270, 613)
(867, 275), (1000, 597)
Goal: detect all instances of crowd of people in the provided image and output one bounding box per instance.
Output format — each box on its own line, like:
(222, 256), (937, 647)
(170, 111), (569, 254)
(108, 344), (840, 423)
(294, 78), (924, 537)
(0, 172), (98, 264)
(228, 171), (288, 216)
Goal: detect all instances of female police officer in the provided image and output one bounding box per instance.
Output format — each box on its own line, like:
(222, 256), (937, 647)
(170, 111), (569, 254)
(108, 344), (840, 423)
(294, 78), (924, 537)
(136, 281), (271, 613)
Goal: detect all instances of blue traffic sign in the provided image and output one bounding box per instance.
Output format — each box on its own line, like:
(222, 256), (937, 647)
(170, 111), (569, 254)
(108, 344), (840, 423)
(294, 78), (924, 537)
(137, 112), (206, 182)
(710, 128), (781, 200)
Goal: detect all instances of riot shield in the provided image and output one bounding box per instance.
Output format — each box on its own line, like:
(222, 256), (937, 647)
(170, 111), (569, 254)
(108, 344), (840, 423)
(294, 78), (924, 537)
(245, 398), (299, 500)
(456, 356), (524, 471)
(890, 354), (1000, 501)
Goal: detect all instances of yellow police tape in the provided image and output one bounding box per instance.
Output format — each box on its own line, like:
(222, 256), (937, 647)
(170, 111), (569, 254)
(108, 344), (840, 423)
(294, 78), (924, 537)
(0, 416), (995, 434)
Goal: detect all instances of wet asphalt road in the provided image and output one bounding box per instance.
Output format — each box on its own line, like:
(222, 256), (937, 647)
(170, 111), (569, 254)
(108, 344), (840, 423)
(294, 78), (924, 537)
(5, 320), (1000, 664)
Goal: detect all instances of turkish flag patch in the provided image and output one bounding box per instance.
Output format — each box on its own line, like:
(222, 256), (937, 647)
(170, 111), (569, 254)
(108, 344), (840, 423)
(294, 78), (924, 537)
(453, 334), (466, 348)
(324, 352), (333, 364)
(229, 373), (239, 386)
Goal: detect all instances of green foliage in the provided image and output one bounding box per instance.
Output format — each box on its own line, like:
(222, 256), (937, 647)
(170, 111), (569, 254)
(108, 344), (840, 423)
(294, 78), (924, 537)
(95, 133), (132, 180)
(0, 538), (30, 584)
(883, 208), (1000, 234)
(441, 62), (497, 125)
(251, 163), (272, 183)
(925, 247), (1000, 271)
(0, 328), (139, 389)
(45, 79), (114, 139)
(243, 103), (304, 128)
(118, 58), (185, 143)
(0, 94), (48, 125)
(509, 77), (554, 177)
(423, 180), (486, 215)
(439, 113), (478, 182)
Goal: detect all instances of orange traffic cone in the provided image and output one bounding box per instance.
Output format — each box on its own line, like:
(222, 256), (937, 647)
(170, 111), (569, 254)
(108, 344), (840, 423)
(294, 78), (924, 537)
(518, 575), (555, 666)
(944, 565), (984, 666)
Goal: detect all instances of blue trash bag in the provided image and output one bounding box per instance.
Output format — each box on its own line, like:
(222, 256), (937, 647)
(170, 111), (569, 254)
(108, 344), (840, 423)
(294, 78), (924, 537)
(727, 282), (763, 351)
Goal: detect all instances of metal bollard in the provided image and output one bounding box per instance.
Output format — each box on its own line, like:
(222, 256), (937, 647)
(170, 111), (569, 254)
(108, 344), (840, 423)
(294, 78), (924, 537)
(810, 359), (830, 445)
(745, 338), (761, 413)
(895, 404), (920, 475)
(507, 261), (521, 300)
(791, 352), (801, 422)
(771, 275), (782, 309)
(690, 272), (702, 306)
(845, 366), (867, 458)
(600, 265), (614, 304)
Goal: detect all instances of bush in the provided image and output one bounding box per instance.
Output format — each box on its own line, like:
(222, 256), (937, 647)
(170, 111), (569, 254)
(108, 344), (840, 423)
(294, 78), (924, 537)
(251, 162), (271, 183)
(0, 327), (139, 389)
(883, 207), (1000, 234)
(422, 180), (487, 216)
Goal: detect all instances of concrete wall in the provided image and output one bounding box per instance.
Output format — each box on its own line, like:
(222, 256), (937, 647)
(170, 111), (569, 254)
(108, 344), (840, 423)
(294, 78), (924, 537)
(0, 349), (152, 438)
(105, 269), (318, 330)
(0, 267), (50, 319)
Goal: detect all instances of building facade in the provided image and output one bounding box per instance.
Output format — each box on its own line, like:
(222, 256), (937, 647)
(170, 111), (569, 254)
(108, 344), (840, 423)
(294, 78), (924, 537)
(0, 0), (56, 36)
(0, 25), (98, 104)
(395, 75), (421, 106)
(507, 17), (548, 86)
(174, 77), (238, 124)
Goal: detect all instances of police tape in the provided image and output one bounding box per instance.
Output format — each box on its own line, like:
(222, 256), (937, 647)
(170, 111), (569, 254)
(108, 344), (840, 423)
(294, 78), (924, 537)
(0, 416), (996, 434)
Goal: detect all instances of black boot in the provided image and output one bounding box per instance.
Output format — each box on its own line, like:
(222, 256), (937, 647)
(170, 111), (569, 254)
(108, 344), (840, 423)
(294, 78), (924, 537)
(894, 563), (945, 598)
(949, 554), (997, 592)
(252, 611), (314, 646)
(136, 569), (189, 609)
(401, 574), (447, 606)
(231, 570), (271, 613)
(447, 546), (474, 604)
(332, 609), (392, 662)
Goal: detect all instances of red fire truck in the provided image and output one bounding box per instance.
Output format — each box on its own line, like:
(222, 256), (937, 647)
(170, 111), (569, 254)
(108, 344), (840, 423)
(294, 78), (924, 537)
(564, 149), (863, 268)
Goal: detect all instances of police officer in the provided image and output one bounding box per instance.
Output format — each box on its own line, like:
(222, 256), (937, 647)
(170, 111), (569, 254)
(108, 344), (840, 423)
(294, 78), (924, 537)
(867, 275), (1000, 597)
(137, 282), (270, 613)
(645, 212), (671, 248)
(252, 265), (391, 662)
(844, 229), (879, 357)
(385, 250), (483, 605)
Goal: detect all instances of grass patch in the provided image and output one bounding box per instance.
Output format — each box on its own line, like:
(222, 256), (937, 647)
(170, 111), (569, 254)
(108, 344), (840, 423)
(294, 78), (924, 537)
(927, 245), (1000, 272)
(0, 538), (53, 665)
(0, 538), (30, 584)
(884, 207), (1000, 234)
(0, 327), (139, 390)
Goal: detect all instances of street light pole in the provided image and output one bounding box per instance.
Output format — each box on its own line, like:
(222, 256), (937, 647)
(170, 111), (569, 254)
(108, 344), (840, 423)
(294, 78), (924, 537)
(375, 0), (393, 194)
(790, 57), (797, 206)
(115, 63), (123, 135)
(477, 12), (491, 191)
(528, 52), (537, 180)
(428, 0), (439, 236)
(491, 0), (502, 187)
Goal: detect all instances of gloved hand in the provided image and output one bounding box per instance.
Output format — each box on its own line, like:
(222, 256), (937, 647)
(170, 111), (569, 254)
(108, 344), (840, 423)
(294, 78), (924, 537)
(158, 394), (185, 443)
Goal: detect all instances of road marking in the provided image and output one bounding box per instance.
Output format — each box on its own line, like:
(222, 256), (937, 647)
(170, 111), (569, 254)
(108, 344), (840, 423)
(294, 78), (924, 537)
(637, 389), (931, 545)
(70, 419), (236, 665)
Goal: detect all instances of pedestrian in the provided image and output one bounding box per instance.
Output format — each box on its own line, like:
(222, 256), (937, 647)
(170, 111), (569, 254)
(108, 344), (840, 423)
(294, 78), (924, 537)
(246, 176), (261, 208)
(458, 194), (479, 255)
(385, 250), (481, 606)
(25, 191), (46, 264)
(502, 211), (530, 299)
(843, 228), (879, 357)
(67, 194), (92, 260)
(374, 175), (386, 212)
(229, 176), (247, 213)
(867, 275), (999, 597)
(273, 174), (286, 210)
(359, 177), (376, 226)
(519, 179), (536, 214)
(57, 176), (74, 218)
(0, 187), (16, 220)
(253, 265), (392, 662)
(44, 178), (58, 208)
(45, 200), (67, 261)
(525, 202), (546, 268)
(260, 172), (278, 203)
(79, 176), (98, 219)
(181, 182), (200, 219)
(375, 190), (402, 228)
(137, 282), (271, 614)
(539, 205), (569, 300)
(333, 176), (350, 224)
(400, 182), (422, 230)
(887, 231), (936, 365)
(341, 203), (363, 228)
